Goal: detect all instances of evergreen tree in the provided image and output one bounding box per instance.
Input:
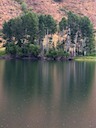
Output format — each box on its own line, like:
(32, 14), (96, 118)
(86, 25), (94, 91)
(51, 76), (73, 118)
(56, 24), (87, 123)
(45, 15), (57, 35)
(21, 12), (39, 43)
(68, 11), (80, 43)
(59, 17), (67, 32)
(80, 16), (94, 53)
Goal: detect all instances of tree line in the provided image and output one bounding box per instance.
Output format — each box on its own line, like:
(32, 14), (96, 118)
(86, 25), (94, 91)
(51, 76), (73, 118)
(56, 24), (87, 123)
(2, 11), (95, 59)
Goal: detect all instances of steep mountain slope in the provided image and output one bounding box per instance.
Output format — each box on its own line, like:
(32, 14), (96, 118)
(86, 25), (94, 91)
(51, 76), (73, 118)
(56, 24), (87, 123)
(26, 0), (96, 28)
(0, 0), (96, 29)
(0, 0), (22, 29)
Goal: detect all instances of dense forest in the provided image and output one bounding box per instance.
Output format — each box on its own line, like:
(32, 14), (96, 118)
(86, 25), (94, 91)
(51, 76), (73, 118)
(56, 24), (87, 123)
(2, 11), (95, 59)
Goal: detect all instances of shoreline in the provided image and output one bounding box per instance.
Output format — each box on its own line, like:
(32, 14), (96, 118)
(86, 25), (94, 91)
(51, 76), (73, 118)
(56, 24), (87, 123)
(0, 54), (96, 62)
(0, 54), (73, 61)
(74, 56), (96, 62)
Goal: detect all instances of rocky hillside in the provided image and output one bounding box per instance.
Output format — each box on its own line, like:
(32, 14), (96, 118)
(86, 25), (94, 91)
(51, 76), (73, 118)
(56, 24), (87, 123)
(26, 0), (96, 28)
(0, 0), (96, 29)
(0, 0), (22, 29)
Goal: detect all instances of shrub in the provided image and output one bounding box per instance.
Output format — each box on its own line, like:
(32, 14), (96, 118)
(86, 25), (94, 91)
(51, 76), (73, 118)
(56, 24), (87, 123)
(46, 49), (58, 58)
(29, 44), (40, 57)
(46, 48), (69, 59)
(6, 42), (16, 55)
(21, 2), (27, 12)
(16, 45), (23, 57)
(21, 44), (29, 56)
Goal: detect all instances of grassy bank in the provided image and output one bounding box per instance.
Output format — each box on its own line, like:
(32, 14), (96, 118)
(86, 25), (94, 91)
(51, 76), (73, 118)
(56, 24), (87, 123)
(0, 47), (6, 56)
(74, 56), (96, 62)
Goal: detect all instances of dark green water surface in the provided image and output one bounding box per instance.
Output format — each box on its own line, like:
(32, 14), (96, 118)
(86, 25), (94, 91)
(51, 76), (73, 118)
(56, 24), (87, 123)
(0, 60), (96, 128)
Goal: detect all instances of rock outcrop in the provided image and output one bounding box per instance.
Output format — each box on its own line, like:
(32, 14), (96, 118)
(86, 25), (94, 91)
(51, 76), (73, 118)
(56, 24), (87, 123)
(0, 0), (22, 29)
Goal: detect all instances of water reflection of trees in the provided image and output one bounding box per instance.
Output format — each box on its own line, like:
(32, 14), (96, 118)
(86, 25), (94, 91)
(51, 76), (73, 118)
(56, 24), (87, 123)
(3, 60), (95, 104)
(66, 62), (95, 102)
(3, 60), (53, 103)
(2, 60), (96, 128)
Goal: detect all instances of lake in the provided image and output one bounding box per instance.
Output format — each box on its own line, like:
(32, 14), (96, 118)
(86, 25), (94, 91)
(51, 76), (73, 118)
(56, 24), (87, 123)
(0, 60), (96, 128)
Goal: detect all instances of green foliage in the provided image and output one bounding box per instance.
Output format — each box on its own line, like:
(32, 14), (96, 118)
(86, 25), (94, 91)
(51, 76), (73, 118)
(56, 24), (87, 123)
(46, 48), (69, 59)
(38, 15), (46, 39)
(21, 12), (39, 42)
(59, 11), (95, 54)
(21, 44), (29, 56)
(29, 44), (40, 57)
(6, 42), (40, 57)
(80, 16), (93, 38)
(0, 48), (6, 56)
(46, 49), (58, 58)
(79, 16), (94, 54)
(68, 12), (79, 29)
(6, 42), (17, 55)
(39, 14), (57, 35)
(3, 18), (23, 43)
(16, 45), (23, 57)
(3, 12), (57, 57)
(38, 14), (57, 48)
(3, 19), (15, 41)
(3, 12), (39, 44)
(21, 2), (27, 12)
(58, 50), (69, 57)
(68, 11), (80, 43)
(3, 12), (57, 44)
(45, 15), (57, 34)
(2, 10), (95, 57)
(59, 17), (67, 31)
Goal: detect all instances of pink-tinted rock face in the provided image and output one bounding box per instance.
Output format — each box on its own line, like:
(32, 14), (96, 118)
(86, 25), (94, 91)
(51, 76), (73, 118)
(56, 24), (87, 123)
(26, 0), (96, 28)
(0, 0), (96, 29)
(0, 0), (22, 29)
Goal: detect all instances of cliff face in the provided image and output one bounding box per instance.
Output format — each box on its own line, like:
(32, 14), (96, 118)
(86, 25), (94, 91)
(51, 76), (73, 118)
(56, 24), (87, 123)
(0, 0), (96, 29)
(26, 0), (96, 28)
(0, 0), (22, 29)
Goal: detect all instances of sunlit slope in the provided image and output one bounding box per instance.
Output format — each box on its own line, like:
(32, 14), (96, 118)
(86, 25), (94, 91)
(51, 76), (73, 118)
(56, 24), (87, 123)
(26, 0), (96, 28)
(0, 0), (22, 29)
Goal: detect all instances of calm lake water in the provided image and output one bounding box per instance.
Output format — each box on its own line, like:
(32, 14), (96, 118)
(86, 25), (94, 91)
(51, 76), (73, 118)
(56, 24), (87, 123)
(0, 60), (96, 128)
